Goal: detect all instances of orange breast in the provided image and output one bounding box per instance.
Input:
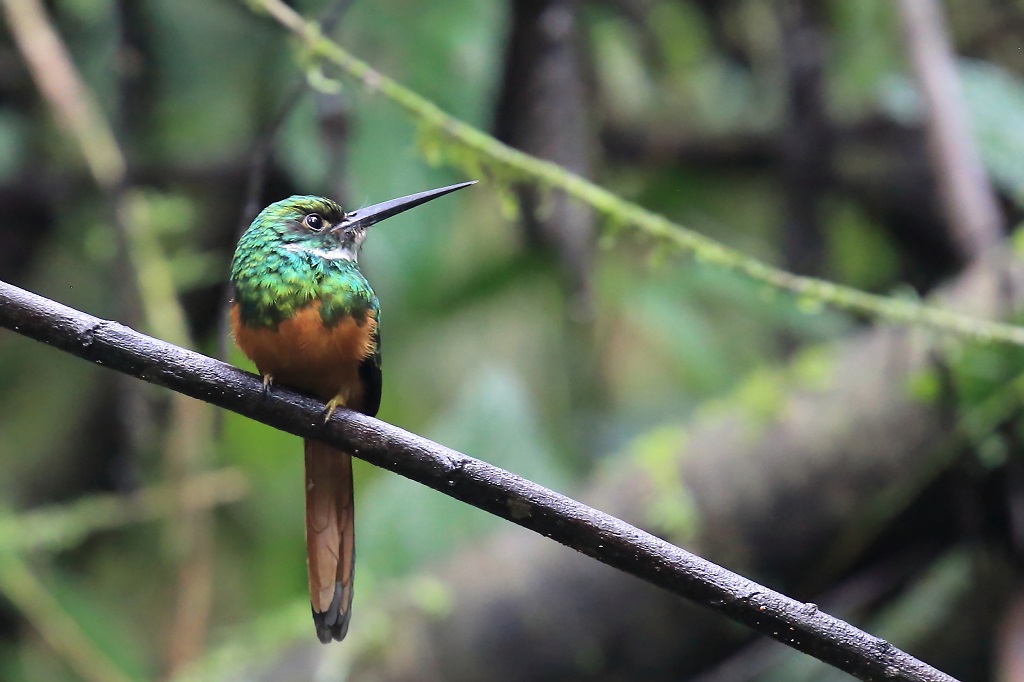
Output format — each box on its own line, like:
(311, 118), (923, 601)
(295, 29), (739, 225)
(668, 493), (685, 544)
(231, 302), (377, 407)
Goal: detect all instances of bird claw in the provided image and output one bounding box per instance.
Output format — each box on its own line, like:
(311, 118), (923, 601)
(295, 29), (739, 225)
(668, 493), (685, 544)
(322, 398), (340, 424)
(262, 374), (274, 397)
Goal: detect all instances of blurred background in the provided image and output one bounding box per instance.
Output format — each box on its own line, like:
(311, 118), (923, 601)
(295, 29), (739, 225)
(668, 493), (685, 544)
(1, 0), (1024, 680)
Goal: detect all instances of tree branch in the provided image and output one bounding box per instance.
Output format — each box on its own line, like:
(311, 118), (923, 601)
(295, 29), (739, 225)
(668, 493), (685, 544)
(0, 553), (134, 682)
(240, 0), (1024, 348)
(897, 0), (1004, 261)
(0, 278), (955, 682)
(0, 0), (125, 189)
(3, 0), (222, 671)
(341, 252), (1019, 682)
(0, 468), (248, 553)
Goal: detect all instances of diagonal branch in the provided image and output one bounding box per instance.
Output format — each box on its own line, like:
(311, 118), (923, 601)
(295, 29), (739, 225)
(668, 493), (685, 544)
(0, 278), (955, 682)
(0, 0), (125, 189)
(241, 0), (1024, 349)
(0, 553), (134, 682)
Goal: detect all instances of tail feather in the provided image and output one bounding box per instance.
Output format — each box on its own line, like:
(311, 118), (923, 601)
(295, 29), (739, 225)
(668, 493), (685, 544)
(304, 438), (355, 643)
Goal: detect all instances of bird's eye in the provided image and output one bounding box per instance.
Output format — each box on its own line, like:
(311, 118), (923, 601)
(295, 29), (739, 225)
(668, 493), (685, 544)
(303, 213), (324, 231)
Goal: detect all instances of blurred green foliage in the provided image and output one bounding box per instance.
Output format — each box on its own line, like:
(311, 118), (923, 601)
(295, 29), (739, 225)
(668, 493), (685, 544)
(1, 0), (1023, 679)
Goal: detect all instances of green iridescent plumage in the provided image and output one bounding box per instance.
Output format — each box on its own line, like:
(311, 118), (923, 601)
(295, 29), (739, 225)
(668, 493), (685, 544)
(230, 195), (380, 329)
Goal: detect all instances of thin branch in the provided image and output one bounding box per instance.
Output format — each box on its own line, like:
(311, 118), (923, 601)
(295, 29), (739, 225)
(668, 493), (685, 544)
(0, 553), (134, 682)
(779, 0), (830, 276)
(243, 0), (1024, 348)
(0, 468), (248, 553)
(236, 0), (355, 230)
(3, 2), (224, 670)
(0, 0), (125, 188)
(0, 279), (956, 682)
(0, 469), (245, 682)
(897, 0), (1003, 261)
(0, 471), (245, 680)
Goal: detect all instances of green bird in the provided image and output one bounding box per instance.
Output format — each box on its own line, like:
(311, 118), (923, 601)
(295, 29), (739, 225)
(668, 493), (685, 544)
(229, 181), (475, 643)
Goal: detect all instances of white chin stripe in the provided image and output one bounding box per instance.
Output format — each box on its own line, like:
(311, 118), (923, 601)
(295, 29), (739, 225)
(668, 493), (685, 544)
(285, 243), (357, 262)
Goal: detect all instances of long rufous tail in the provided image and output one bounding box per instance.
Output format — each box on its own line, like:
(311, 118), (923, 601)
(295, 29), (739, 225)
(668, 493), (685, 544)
(304, 439), (355, 643)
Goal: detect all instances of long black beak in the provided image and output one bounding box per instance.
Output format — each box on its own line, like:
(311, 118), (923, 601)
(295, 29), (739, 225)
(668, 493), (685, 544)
(332, 181), (476, 232)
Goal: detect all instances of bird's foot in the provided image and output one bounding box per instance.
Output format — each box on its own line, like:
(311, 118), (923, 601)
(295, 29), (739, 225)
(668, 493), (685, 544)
(322, 397), (340, 424)
(262, 374), (274, 397)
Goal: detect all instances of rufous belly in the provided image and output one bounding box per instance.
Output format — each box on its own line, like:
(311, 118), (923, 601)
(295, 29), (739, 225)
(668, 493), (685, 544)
(231, 302), (377, 408)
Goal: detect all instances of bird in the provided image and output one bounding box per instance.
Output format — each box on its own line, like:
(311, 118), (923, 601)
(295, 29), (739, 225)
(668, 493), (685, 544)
(229, 181), (475, 643)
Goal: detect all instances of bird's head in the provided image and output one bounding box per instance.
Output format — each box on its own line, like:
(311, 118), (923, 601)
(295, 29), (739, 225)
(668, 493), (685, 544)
(242, 181), (477, 263)
(248, 195), (358, 261)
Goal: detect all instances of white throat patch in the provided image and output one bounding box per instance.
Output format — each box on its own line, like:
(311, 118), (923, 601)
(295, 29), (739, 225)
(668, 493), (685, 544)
(284, 243), (358, 262)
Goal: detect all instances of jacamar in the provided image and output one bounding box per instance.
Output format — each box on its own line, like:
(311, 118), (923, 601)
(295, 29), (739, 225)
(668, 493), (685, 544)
(229, 181), (475, 643)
